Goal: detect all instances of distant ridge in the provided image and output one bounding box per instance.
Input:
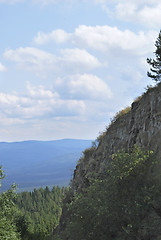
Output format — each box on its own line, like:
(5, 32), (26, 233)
(0, 139), (93, 192)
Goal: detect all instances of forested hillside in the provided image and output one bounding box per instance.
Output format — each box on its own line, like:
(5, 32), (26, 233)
(0, 167), (66, 240)
(14, 186), (66, 239)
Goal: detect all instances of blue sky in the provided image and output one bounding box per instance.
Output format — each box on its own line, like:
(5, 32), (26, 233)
(0, 0), (160, 141)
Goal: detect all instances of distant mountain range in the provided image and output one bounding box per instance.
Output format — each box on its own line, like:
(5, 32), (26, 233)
(0, 139), (93, 192)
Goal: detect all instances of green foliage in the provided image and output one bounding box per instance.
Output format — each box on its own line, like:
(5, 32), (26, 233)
(61, 147), (160, 240)
(109, 147), (155, 181)
(147, 29), (161, 81)
(0, 165), (66, 240)
(0, 166), (4, 188)
(14, 186), (66, 240)
(0, 164), (67, 240)
(0, 167), (20, 240)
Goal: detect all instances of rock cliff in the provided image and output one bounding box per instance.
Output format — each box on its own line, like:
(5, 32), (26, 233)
(71, 83), (161, 192)
(57, 83), (161, 240)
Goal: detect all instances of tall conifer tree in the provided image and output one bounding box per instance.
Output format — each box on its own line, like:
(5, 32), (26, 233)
(147, 30), (161, 81)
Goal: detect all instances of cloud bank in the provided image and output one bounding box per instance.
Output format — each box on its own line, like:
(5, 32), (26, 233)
(34, 25), (157, 56)
(4, 47), (101, 76)
(0, 73), (112, 123)
(1, 0), (159, 140)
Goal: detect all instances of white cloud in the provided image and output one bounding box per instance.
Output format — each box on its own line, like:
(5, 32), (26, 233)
(31, 0), (161, 30)
(34, 29), (71, 45)
(0, 83), (86, 121)
(0, 72), (113, 126)
(34, 25), (157, 57)
(3, 47), (56, 77)
(2, 0), (159, 141)
(74, 25), (157, 56)
(4, 47), (54, 66)
(0, 63), (6, 72)
(137, 4), (161, 28)
(55, 74), (113, 100)
(3, 47), (101, 76)
(60, 48), (101, 71)
(26, 82), (59, 99)
(100, 0), (161, 28)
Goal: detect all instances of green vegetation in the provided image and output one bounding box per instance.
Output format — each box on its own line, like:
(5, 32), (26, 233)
(59, 146), (161, 240)
(1, 145), (160, 240)
(0, 166), (20, 240)
(14, 186), (66, 240)
(147, 29), (161, 82)
(0, 166), (66, 240)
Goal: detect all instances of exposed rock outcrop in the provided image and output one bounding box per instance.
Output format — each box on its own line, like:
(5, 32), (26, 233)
(58, 83), (161, 240)
(71, 83), (161, 192)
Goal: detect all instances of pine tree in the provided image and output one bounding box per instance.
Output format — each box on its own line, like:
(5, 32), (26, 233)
(147, 30), (161, 81)
(0, 167), (21, 240)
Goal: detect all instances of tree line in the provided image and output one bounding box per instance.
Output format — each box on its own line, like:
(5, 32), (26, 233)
(0, 169), (66, 240)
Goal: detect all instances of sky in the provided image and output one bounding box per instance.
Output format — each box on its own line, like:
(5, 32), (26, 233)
(0, 0), (160, 142)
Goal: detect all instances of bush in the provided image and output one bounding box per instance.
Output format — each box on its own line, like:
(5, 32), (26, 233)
(62, 147), (159, 240)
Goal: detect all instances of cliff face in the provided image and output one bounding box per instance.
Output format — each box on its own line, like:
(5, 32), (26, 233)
(71, 83), (161, 192)
(58, 83), (161, 240)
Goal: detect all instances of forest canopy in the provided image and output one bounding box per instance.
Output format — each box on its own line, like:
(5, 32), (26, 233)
(0, 168), (66, 240)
